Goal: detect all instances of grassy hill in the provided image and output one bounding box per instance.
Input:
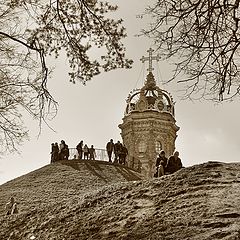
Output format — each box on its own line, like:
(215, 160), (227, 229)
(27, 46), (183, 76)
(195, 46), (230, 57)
(1, 161), (240, 239)
(0, 160), (142, 215)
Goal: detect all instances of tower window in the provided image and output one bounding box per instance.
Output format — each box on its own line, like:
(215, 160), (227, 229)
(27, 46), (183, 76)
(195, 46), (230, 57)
(138, 141), (147, 153)
(155, 141), (162, 154)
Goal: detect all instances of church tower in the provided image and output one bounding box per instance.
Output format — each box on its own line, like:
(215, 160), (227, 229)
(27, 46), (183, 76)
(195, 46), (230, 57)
(119, 48), (179, 178)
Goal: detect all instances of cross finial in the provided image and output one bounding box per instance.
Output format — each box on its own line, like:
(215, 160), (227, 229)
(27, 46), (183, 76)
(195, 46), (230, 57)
(140, 48), (160, 73)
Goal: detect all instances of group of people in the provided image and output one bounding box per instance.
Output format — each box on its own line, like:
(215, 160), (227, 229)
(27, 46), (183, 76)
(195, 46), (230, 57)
(154, 150), (182, 177)
(51, 140), (183, 177)
(76, 141), (96, 160)
(50, 140), (98, 162)
(50, 139), (128, 164)
(50, 140), (70, 163)
(106, 139), (128, 165)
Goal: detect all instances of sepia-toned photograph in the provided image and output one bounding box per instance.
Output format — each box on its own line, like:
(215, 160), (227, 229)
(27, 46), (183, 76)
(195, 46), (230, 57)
(1, 0), (240, 239)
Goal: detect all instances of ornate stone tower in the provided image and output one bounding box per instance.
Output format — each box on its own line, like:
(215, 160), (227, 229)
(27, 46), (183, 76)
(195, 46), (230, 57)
(119, 48), (179, 178)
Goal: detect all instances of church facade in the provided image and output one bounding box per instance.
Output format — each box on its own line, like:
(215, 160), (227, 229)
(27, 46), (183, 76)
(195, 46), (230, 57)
(119, 49), (179, 178)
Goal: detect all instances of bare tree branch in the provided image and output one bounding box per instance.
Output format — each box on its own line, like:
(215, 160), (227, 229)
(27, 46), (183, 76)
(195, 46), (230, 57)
(142, 0), (240, 101)
(0, 0), (132, 153)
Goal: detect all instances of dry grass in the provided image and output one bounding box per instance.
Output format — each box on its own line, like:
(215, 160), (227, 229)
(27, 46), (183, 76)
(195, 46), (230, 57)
(1, 161), (240, 239)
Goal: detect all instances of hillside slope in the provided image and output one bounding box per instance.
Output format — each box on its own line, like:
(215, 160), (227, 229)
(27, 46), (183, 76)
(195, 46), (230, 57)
(1, 161), (240, 240)
(0, 160), (143, 216)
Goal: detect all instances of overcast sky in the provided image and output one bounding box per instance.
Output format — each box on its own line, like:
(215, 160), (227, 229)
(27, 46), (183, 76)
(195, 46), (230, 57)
(1, 0), (240, 184)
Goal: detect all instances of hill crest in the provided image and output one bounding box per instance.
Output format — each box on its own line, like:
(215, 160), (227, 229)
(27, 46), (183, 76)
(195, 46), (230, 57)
(1, 161), (240, 240)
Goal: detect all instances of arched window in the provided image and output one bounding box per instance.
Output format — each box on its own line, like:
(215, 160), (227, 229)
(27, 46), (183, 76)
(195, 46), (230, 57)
(138, 141), (147, 153)
(155, 141), (162, 154)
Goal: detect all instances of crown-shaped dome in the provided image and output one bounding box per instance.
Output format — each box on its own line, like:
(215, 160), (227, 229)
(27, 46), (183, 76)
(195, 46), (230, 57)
(125, 72), (175, 116)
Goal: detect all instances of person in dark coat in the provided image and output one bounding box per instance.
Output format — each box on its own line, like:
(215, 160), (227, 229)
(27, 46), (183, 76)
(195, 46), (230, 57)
(155, 150), (168, 177)
(119, 144), (128, 165)
(53, 142), (59, 162)
(50, 143), (59, 163)
(50, 143), (55, 163)
(106, 139), (114, 162)
(59, 140), (69, 160)
(114, 141), (121, 163)
(166, 151), (182, 174)
(59, 140), (66, 160)
(63, 144), (69, 160)
(89, 145), (96, 160)
(76, 140), (83, 160)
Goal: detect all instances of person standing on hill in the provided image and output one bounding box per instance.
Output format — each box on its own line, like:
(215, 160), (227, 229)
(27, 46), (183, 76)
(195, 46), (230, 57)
(155, 150), (168, 177)
(89, 145), (96, 160)
(5, 197), (18, 215)
(50, 143), (59, 163)
(76, 140), (83, 160)
(59, 140), (66, 160)
(106, 139), (114, 162)
(50, 143), (55, 163)
(53, 143), (59, 162)
(114, 140), (121, 163)
(63, 144), (69, 160)
(166, 151), (183, 174)
(119, 144), (128, 165)
(83, 144), (89, 160)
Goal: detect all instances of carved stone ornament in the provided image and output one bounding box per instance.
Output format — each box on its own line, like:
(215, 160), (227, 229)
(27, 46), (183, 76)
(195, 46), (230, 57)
(156, 99), (164, 111)
(136, 98), (147, 112)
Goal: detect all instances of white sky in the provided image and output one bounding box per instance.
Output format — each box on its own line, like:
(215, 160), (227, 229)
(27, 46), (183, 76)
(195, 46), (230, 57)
(0, 0), (240, 184)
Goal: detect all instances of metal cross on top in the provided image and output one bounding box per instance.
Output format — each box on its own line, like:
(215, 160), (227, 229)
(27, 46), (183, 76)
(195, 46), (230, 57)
(140, 48), (160, 73)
